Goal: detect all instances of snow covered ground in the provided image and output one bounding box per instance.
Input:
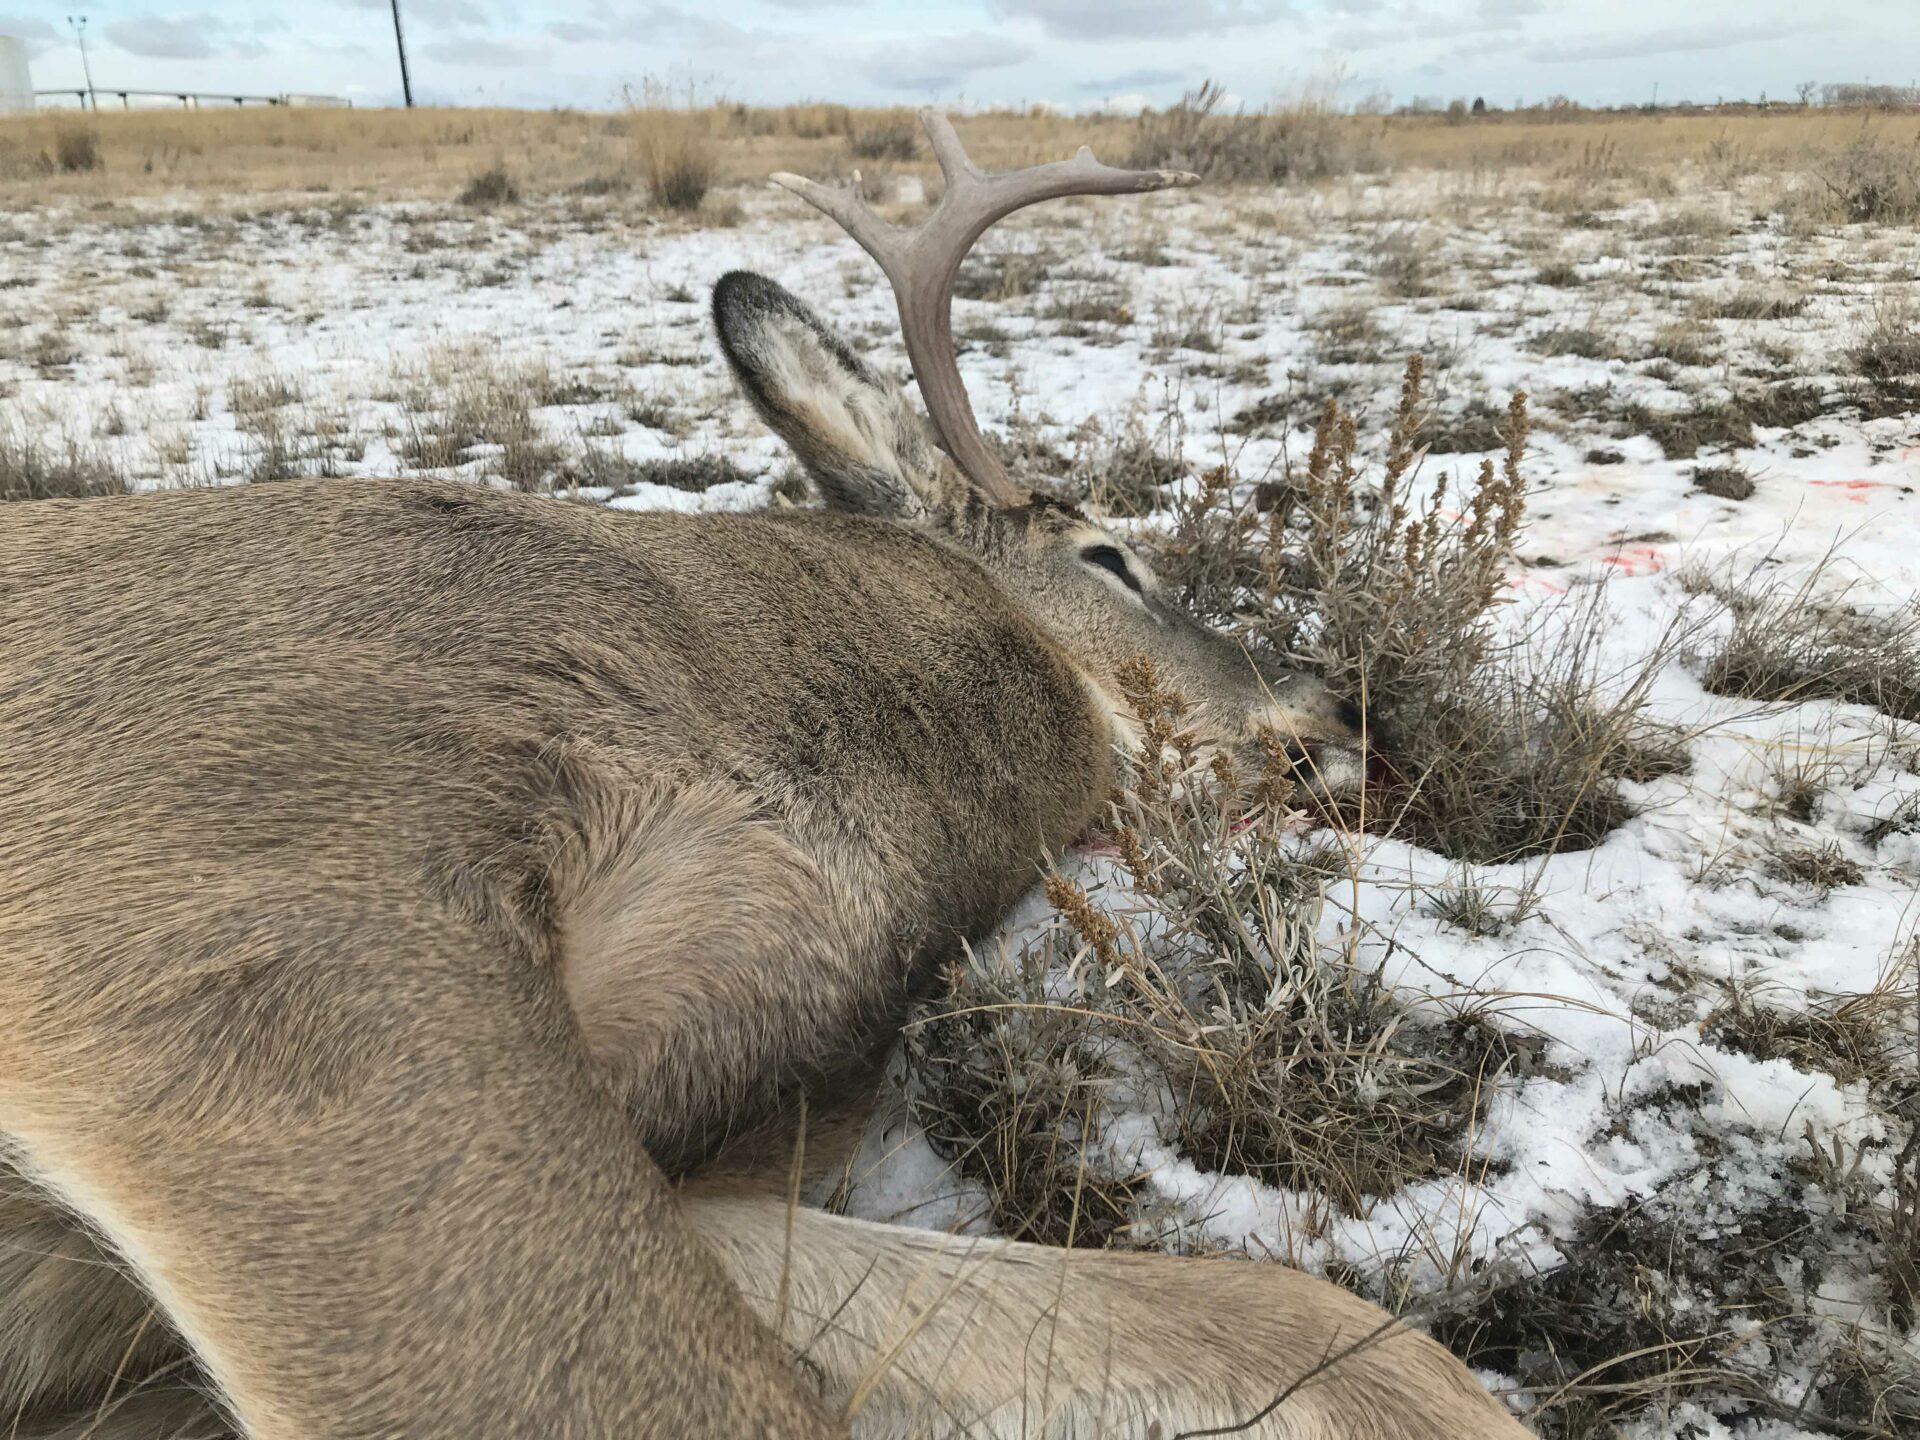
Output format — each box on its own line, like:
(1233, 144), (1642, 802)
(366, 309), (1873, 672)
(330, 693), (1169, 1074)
(4, 171), (1916, 1436)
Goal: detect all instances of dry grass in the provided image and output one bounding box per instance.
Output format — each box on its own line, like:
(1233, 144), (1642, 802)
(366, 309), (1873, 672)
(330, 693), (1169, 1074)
(390, 349), (560, 491)
(1691, 463), (1756, 500)
(1645, 318), (1722, 368)
(1813, 128), (1920, 222)
(1140, 359), (1694, 866)
(847, 112), (920, 162)
(629, 102), (719, 212)
(52, 125), (100, 174)
(1690, 558), (1920, 724)
(566, 451), (752, 496)
(458, 164), (519, 208)
(908, 697), (1517, 1246)
(1702, 285), (1808, 321)
(4, 103), (1916, 207)
(954, 246), (1058, 302)
(1850, 292), (1920, 403)
(1127, 80), (1381, 184)
(997, 414), (1188, 518)
(0, 426), (123, 501)
(1257, 363), (1688, 860)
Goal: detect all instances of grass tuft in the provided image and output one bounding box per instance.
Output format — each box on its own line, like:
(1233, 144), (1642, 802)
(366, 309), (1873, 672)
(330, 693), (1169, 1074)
(458, 165), (519, 207)
(1816, 129), (1920, 223)
(1692, 560), (1920, 724)
(1691, 463), (1755, 500)
(0, 428), (124, 502)
(1127, 80), (1379, 184)
(847, 114), (919, 162)
(52, 126), (100, 174)
(630, 101), (718, 212)
(1849, 293), (1920, 402)
(575, 452), (753, 495)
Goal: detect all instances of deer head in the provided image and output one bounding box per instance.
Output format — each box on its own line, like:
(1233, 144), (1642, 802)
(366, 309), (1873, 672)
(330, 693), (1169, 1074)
(713, 110), (1362, 801)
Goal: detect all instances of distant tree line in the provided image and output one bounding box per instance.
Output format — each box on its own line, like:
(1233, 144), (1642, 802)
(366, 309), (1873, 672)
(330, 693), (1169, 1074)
(1352, 83), (1919, 120)
(1816, 82), (1920, 109)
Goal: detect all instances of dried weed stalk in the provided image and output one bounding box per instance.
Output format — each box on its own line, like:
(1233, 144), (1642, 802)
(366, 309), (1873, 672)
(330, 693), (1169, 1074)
(909, 677), (1516, 1246)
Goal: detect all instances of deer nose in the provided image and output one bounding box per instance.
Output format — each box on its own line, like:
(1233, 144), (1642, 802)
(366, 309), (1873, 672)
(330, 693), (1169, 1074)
(1252, 666), (1363, 740)
(1271, 737), (1365, 798)
(1249, 702), (1367, 800)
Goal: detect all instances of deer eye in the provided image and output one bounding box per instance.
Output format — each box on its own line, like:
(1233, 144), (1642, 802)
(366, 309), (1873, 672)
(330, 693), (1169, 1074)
(1080, 544), (1142, 593)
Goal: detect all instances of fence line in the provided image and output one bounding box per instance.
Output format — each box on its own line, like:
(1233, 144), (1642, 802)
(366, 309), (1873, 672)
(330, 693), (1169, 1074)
(31, 89), (350, 110)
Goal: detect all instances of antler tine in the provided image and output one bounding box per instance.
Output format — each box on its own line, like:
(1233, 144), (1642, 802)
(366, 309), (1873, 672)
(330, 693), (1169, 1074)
(772, 109), (1199, 505)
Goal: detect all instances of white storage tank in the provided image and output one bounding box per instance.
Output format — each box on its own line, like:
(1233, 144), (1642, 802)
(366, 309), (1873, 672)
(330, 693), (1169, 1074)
(0, 37), (32, 114)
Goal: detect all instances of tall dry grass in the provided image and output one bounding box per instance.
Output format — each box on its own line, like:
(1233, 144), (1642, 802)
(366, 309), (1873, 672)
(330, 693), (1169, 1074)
(623, 81), (721, 212)
(4, 100), (1916, 206)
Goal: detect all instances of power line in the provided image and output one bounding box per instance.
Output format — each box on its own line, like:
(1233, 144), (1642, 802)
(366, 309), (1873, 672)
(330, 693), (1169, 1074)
(389, 0), (413, 108)
(67, 14), (95, 112)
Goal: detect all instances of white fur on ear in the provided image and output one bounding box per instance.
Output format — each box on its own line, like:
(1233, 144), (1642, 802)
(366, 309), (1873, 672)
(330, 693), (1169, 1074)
(751, 316), (933, 519)
(714, 271), (969, 521)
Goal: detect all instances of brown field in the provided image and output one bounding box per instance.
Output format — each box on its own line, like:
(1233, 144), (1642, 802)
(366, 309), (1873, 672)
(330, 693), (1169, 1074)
(2, 100), (1917, 209)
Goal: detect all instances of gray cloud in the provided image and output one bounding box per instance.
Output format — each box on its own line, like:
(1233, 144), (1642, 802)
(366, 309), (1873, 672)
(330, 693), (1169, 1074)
(412, 0), (495, 24)
(419, 36), (535, 67)
(1529, 21), (1809, 64)
(336, 0), (494, 20)
(105, 15), (220, 61)
(547, 20), (621, 44)
(545, 6), (687, 46)
(0, 13), (59, 57)
(1077, 67), (1189, 92)
(989, 1), (1291, 40)
(863, 31), (1032, 92)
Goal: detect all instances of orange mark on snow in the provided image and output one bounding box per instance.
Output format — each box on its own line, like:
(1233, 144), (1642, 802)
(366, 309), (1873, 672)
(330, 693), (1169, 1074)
(1808, 478), (1899, 504)
(1600, 546), (1664, 577)
(1507, 574), (1569, 596)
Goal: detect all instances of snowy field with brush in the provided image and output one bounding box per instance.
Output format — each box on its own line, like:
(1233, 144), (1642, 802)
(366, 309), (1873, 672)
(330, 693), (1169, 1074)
(4, 161), (1917, 1438)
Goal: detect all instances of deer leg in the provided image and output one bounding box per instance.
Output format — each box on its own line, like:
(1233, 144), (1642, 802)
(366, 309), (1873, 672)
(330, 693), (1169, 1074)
(552, 778), (905, 1179)
(679, 1188), (1532, 1440)
(551, 785), (1527, 1438)
(0, 924), (841, 1440)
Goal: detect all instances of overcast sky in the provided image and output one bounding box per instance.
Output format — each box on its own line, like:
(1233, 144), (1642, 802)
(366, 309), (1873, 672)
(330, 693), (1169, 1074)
(5, 2), (1915, 112)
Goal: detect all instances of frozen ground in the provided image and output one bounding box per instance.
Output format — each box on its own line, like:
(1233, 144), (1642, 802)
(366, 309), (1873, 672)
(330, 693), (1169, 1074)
(4, 172), (1917, 1436)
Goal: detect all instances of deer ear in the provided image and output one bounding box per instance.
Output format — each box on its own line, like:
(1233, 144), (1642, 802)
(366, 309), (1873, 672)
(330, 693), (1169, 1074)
(712, 271), (969, 519)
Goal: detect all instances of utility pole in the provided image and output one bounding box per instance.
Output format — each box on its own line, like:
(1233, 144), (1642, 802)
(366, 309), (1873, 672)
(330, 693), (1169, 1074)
(67, 14), (95, 112)
(389, 0), (414, 108)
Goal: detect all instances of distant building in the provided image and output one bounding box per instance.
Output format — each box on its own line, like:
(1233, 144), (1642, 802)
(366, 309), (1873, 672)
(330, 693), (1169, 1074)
(0, 36), (33, 114)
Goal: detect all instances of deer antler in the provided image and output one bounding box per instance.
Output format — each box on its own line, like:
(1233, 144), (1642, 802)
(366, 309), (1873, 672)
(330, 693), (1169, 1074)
(771, 110), (1199, 505)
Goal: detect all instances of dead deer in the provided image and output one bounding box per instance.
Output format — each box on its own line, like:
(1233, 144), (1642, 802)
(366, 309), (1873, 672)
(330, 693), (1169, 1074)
(0, 112), (1527, 1439)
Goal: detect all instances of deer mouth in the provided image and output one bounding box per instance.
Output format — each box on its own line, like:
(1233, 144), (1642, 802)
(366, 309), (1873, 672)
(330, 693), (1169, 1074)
(1284, 738), (1369, 801)
(1243, 729), (1367, 803)
(1069, 729), (1368, 858)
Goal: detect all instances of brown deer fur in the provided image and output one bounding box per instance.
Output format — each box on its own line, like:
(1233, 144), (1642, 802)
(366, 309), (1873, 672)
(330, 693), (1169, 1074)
(0, 270), (1525, 1439)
